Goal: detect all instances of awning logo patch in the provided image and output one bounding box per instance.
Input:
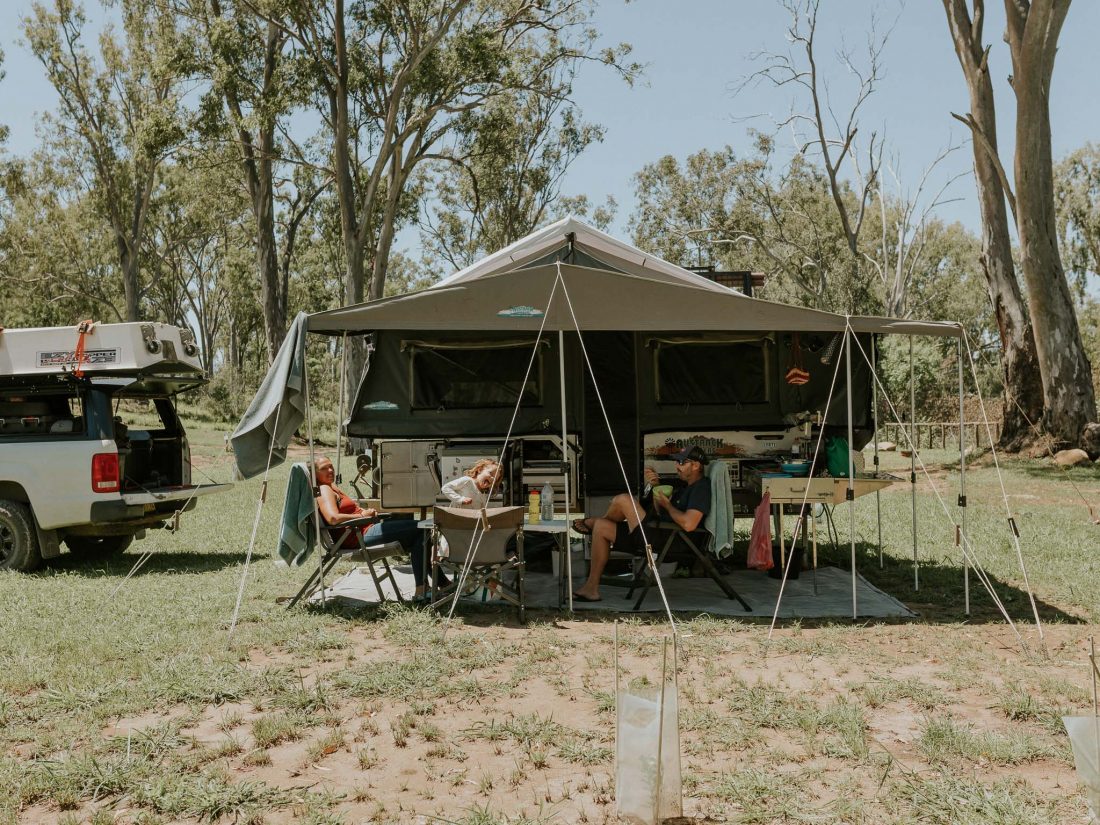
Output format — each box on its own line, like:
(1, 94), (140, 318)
(497, 305), (544, 318)
(362, 401), (399, 411)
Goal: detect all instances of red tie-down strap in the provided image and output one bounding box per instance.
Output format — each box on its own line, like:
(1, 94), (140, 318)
(73, 320), (96, 378)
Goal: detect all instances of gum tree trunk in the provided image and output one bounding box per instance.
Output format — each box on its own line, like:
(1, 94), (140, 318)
(1004, 0), (1096, 446)
(942, 0), (1044, 449)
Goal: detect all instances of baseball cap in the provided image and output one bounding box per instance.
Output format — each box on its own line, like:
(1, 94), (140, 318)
(670, 445), (709, 466)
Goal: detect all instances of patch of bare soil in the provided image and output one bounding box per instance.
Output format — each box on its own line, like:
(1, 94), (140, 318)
(20, 618), (1095, 825)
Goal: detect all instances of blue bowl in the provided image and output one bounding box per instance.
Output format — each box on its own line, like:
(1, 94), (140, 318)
(780, 461), (812, 476)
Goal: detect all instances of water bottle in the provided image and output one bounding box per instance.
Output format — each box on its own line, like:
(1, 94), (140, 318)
(528, 488), (540, 523)
(540, 481), (554, 521)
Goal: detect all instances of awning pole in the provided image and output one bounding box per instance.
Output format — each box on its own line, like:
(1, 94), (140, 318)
(845, 325), (857, 620)
(335, 332), (347, 481)
(958, 337), (970, 615)
(909, 335), (919, 591)
(872, 335), (883, 568)
(304, 339), (325, 606)
(559, 327), (572, 612)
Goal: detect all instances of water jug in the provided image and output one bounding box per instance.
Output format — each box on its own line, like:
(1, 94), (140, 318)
(540, 481), (554, 521)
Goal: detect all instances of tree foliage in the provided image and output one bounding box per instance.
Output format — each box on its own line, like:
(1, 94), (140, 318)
(23, 0), (191, 320)
(0, 0), (626, 415)
(1055, 143), (1100, 296)
(418, 81), (605, 271)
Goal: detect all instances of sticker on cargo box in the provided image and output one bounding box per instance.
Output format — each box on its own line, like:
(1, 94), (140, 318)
(37, 348), (121, 368)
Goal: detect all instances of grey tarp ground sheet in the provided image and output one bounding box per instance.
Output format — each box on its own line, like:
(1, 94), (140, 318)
(231, 311), (309, 479)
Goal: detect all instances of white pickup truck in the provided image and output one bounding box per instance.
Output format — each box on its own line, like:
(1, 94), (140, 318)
(0, 322), (232, 571)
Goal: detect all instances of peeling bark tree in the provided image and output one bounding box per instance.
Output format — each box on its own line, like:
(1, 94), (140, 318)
(1002, 0), (1096, 445)
(942, 0), (1045, 449)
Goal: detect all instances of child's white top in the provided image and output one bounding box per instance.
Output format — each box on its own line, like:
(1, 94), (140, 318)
(441, 475), (489, 510)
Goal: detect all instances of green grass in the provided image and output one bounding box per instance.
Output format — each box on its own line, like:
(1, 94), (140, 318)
(0, 422), (1096, 823)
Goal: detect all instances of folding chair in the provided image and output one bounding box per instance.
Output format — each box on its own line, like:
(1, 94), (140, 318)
(287, 513), (406, 608)
(428, 505), (527, 623)
(625, 522), (751, 612)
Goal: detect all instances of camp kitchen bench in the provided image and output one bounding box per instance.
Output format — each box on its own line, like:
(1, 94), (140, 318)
(760, 472), (901, 592)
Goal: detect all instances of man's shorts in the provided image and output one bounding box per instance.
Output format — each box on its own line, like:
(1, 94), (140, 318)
(613, 520), (649, 553)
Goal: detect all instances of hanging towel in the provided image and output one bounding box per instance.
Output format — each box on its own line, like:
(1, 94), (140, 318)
(747, 492), (774, 570)
(278, 462), (317, 566)
(704, 460), (735, 558)
(231, 312), (309, 480)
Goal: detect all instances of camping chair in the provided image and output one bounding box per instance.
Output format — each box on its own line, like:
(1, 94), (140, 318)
(428, 505), (527, 623)
(287, 511), (406, 609)
(605, 460), (751, 612)
(624, 521), (751, 612)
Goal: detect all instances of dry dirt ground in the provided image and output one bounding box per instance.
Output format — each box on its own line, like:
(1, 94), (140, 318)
(15, 612), (1096, 825)
(7, 437), (1098, 824)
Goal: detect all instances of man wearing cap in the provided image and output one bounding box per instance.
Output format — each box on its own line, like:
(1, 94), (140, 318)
(571, 445), (711, 602)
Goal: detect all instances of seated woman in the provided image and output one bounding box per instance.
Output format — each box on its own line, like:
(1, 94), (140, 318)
(313, 456), (433, 599)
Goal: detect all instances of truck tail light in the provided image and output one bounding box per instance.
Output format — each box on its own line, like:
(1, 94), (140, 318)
(91, 453), (120, 493)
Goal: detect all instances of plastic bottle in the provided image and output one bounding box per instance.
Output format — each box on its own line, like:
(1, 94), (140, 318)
(540, 481), (554, 521)
(528, 487), (540, 523)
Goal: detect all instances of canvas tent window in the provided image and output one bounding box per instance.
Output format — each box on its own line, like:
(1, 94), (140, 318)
(650, 334), (773, 406)
(403, 337), (548, 410)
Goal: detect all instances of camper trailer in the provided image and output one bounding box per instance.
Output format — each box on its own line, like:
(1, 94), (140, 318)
(235, 218), (957, 513)
(0, 322), (231, 571)
(349, 328), (868, 514)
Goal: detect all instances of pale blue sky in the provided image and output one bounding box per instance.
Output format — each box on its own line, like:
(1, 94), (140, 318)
(2, 0), (1098, 245)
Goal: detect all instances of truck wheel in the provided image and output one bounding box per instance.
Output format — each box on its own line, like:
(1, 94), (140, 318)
(0, 500), (43, 572)
(65, 535), (135, 558)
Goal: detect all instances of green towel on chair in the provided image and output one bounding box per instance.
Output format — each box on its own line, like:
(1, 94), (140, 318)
(705, 460), (735, 558)
(278, 463), (317, 566)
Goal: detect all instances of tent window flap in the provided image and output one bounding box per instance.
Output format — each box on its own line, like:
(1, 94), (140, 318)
(654, 340), (770, 405)
(408, 343), (544, 410)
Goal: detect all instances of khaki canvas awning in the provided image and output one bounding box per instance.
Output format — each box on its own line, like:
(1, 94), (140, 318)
(309, 261), (961, 338)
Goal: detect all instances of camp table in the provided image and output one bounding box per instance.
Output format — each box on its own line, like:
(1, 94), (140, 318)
(761, 473), (900, 593)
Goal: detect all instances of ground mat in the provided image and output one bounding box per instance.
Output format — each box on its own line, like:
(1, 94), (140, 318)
(304, 564), (915, 619)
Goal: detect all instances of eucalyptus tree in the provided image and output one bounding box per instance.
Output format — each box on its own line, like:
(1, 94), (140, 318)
(739, 0), (887, 313)
(942, 0), (1047, 446)
(182, 0), (325, 362)
(275, 0), (635, 308)
(23, 0), (190, 321)
(629, 143), (861, 312)
(1055, 145), (1100, 402)
(943, 0), (1095, 446)
(145, 151), (252, 374)
(628, 141), (985, 328)
(418, 79), (605, 272)
(0, 151), (124, 325)
(1054, 144), (1100, 296)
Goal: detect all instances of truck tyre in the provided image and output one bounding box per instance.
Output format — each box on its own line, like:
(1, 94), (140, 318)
(0, 500), (43, 572)
(65, 534), (135, 558)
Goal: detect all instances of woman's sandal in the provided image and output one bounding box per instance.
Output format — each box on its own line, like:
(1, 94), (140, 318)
(571, 518), (593, 535)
